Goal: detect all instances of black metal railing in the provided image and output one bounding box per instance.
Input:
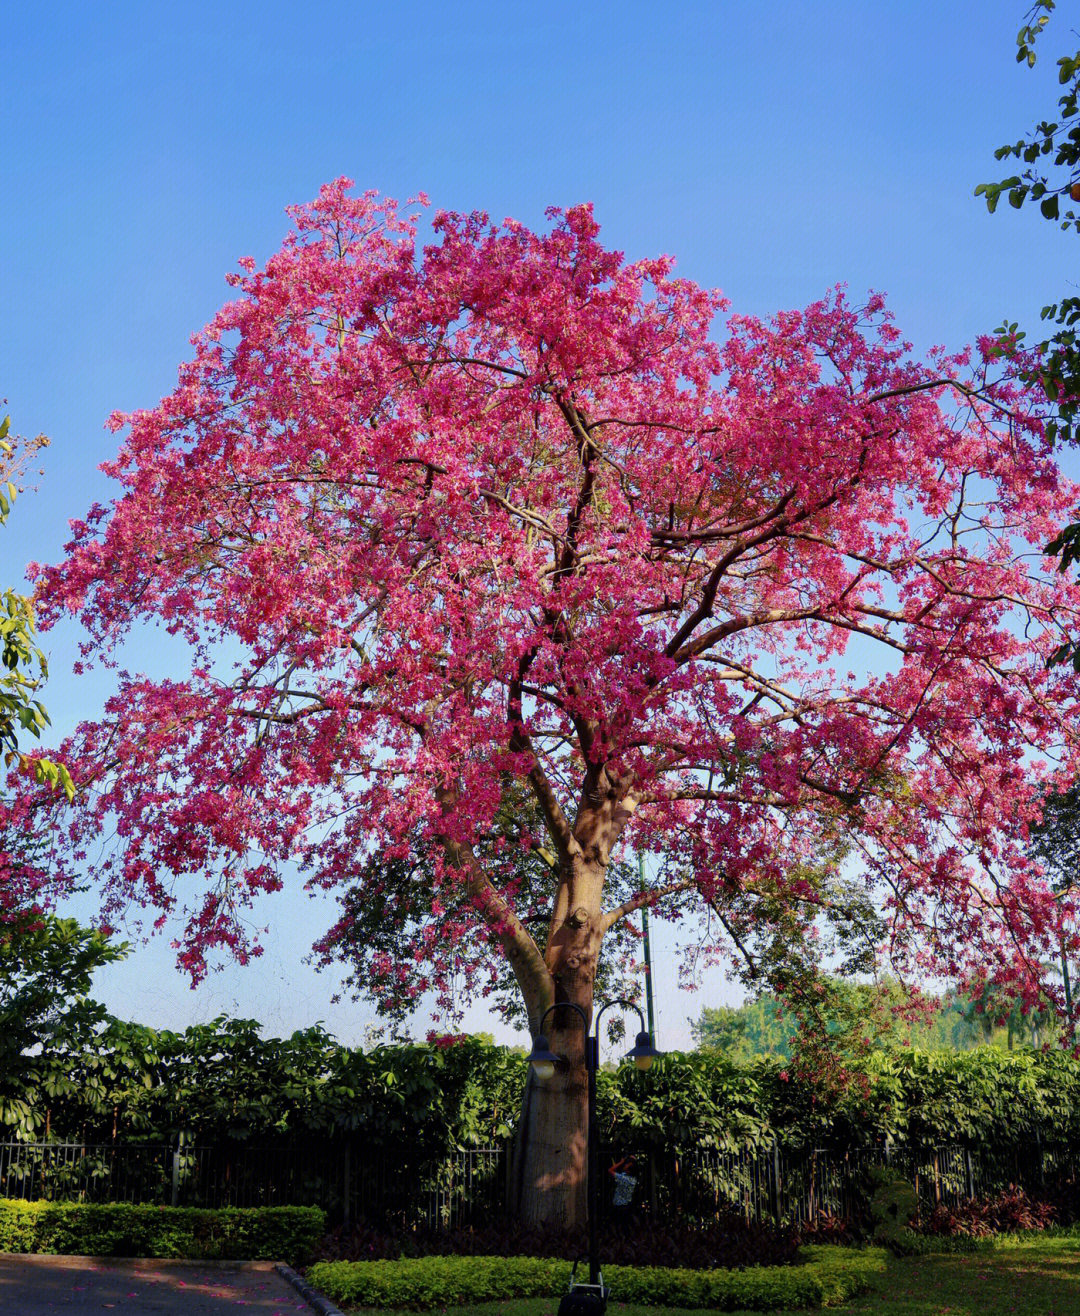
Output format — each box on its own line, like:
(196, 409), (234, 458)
(0, 1141), (173, 1205)
(0, 1137), (1075, 1228)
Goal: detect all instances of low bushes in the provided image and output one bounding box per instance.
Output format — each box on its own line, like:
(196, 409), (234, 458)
(306, 1245), (887, 1311)
(316, 1211), (801, 1270)
(0, 1199), (324, 1265)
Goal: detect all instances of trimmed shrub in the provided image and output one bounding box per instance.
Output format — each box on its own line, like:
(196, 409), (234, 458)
(306, 1245), (887, 1311)
(0, 1199), (324, 1265)
(12, 1026), (1080, 1160)
(866, 1166), (919, 1254)
(307, 1255), (565, 1309)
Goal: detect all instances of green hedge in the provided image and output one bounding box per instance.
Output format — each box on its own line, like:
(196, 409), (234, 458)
(8, 1021), (1080, 1153)
(306, 1246), (888, 1311)
(0, 1200), (324, 1265)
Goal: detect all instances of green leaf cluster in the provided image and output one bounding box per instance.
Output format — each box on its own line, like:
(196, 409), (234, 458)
(976, 3), (1080, 655)
(0, 415), (71, 801)
(0, 914), (129, 1139)
(0, 1200), (325, 1264)
(306, 1245), (887, 1311)
(598, 1045), (1080, 1153)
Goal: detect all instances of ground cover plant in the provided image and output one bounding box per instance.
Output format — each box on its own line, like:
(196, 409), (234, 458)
(920, 1184), (1059, 1238)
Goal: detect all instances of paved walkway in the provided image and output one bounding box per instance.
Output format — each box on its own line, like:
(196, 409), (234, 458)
(0, 1255), (313, 1313)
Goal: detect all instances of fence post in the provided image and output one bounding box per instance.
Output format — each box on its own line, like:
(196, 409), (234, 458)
(964, 1147), (974, 1201)
(504, 1138), (513, 1217)
(771, 1145), (782, 1222)
(342, 1142), (351, 1228)
(171, 1132), (181, 1208)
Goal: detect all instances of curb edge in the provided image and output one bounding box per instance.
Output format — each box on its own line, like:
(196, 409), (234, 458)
(275, 1262), (348, 1316)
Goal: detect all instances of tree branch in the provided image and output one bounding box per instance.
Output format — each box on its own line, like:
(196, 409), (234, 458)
(600, 878), (696, 932)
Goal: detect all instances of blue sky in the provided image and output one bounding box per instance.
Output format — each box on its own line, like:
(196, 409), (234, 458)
(4, 1), (1078, 1049)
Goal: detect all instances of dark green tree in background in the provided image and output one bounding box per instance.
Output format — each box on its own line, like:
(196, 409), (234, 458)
(691, 977), (1062, 1059)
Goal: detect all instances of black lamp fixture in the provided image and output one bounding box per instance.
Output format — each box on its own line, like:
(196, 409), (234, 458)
(527, 998), (660, 1311)
(526, 1034), (561, 1081)
(627, 1029), (660, 1072)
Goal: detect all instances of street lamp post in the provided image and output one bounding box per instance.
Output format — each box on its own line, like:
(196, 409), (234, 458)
(527, 997), (660, 1309)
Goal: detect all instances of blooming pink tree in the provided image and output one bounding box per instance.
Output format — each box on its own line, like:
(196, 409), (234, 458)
(23, 181), (1080, 1225)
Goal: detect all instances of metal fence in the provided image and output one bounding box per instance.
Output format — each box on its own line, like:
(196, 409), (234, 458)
(0, 1137), (1075, 1228)
(0, 1138), (508, 1228)
(643, 1140), (1080, 1225)
(0, 1141), (173, 1206)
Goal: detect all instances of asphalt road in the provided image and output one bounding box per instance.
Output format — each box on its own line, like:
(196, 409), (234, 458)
(0, 1256), (313, 1313)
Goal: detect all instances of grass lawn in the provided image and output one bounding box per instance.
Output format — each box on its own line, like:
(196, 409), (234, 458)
(337, 1234), (1080, 1316)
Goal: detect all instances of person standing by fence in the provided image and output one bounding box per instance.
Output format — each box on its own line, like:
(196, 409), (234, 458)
(608, 1156), (639, 1225)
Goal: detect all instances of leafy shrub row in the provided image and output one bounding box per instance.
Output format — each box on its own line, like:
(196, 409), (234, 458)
(2, 1023), (526, 1148)
(9, 1022), (1080, 1153)
(306, 1246), (887, 1311)
(316, 1211), (801, 1270)
(0, 1199), (324, 1265)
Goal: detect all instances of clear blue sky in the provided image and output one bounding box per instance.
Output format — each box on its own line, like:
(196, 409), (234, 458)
(3, 1), (1077, 1049)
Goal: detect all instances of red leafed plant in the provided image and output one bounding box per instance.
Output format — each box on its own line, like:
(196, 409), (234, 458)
(922, 1184), (1058, 1237)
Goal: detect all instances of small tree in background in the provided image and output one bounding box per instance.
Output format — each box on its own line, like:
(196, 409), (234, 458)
(15, 184), (1080, 1225)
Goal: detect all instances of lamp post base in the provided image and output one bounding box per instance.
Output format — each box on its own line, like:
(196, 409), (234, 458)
(559, 1282), (609, 1316)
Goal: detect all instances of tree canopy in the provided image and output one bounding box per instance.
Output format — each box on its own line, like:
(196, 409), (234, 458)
(16, 182), (1080, 1052)
(0, 417), (69, 792)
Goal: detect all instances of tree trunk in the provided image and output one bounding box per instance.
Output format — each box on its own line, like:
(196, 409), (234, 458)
(512, 849), (607, 1229)
(514, 1015), (590, 1228)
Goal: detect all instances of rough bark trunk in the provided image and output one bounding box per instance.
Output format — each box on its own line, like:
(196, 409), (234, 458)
(513, 849), (607, 1229)
(513, 1012), (591, 1228)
